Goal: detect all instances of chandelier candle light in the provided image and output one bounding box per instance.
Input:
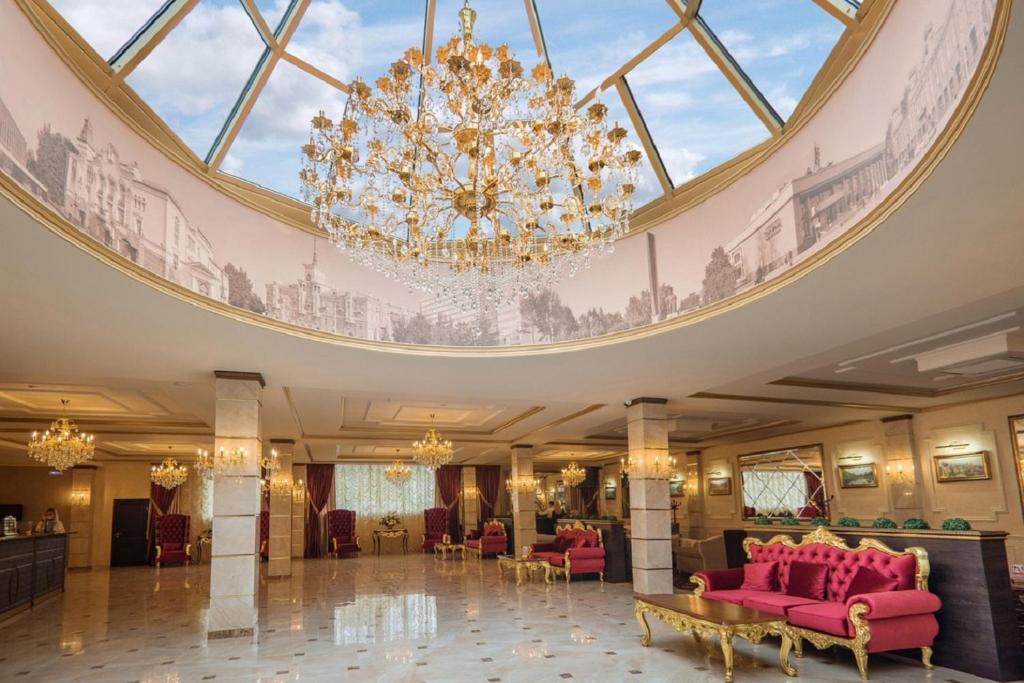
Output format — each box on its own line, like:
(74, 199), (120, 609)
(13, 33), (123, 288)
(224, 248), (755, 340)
(27, 399), (95, 471)
(300, 0), (641, 310)
(385, 455), (412, 485)
(151, 457), (189, 490)
(620, 454), (676, 480)
(412, 414), (454, 469)
(193, 447), (246, 478)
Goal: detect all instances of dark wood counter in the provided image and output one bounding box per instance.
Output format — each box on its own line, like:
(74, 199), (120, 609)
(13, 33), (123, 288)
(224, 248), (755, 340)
(0, 533), (67, 618)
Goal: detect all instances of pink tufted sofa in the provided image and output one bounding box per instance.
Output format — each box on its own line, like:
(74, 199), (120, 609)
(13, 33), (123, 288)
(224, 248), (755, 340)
(530, 521), (605, 583)
(692, 527), (940, 680)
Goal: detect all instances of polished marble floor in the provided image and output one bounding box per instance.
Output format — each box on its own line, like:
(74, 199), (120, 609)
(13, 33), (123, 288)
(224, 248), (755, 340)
(0, 554), (989, 682)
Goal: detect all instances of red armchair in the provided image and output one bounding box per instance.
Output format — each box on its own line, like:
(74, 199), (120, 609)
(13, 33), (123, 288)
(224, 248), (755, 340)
(465, 520), (507, 558)
(692, 526), (939, 680)
(259, 510), (269, 560)
(530, 521), (605, 583)
(327, 509), (361, 556)
(154, 513), (191, 567)
(422, 507), (450, 552)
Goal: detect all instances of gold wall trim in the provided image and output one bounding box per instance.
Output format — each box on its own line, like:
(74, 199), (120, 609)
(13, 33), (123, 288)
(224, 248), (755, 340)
(0, 0), (1009, 357)
(772, 372), (1024, 398)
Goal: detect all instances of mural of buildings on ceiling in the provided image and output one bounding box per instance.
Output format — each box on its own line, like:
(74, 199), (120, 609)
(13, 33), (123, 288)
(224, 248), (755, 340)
(0, 0), (995, 346)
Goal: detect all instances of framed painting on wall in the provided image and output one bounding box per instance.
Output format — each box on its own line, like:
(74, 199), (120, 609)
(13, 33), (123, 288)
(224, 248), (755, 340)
(604, 485), (616, 500)
(707, 477), (732, 496)
(934, 451), (991, 482)
(838, 464), (878, 488)
(669, 479), (684, 497)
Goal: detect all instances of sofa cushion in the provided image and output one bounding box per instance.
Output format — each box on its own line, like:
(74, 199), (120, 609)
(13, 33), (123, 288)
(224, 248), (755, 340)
(702, 589), (771, 606)
(163, 542), (183, 552)
(547, 554), (566, 568)
(532, 551), (562, 564)
(741, 561), (777, 591)
(842, 565), (899, 601)
(742, 593), (820, 616)
(788, 601), (851, 637)
(787, 561), (828, 601)
(552, 535), (571, 553)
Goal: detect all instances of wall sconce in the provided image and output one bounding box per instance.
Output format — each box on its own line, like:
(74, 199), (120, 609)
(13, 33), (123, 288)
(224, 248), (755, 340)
(505, 476), (540, 494)
(70, 489), (90, 507)
(463, 485), (479, 499)
(885, 462), (912, 485)
(291, 478), (305, 503)
(620, 454), (677, 480)
(262, 476), (293, 497)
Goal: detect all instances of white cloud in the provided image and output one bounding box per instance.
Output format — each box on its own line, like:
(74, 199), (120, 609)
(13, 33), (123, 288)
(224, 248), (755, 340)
(221, 152), (245, 176)
(50, 0), (167, 59)
(660, 147), (705, 184)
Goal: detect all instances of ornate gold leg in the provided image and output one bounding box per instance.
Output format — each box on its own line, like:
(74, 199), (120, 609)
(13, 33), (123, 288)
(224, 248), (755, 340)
(565, 569), (571, 585)
(690, 629), (703, 645)
(921, 646), (933, 670)
(853, 647), (869, 681)
(497, 559), (505, 578)
(778, 629), (797, 677)
(793, 634), (803, 658)
(720, 630), (735, 683)
(544, 564), (553, 584)
(515, 564), (524, 586)
(635, 604), (652, 647)
(599, 572), (604, 583)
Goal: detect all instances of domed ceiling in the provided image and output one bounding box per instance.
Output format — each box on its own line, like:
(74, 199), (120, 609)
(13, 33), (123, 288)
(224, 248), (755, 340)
(48, 0), (847, 206)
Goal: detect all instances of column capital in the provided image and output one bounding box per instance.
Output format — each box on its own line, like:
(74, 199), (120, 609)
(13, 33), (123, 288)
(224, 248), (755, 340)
(269, 438), (296, 445)
(511, 443), (534, 450)
(214, 370), (266, 387)
(624, 397), (668, 407)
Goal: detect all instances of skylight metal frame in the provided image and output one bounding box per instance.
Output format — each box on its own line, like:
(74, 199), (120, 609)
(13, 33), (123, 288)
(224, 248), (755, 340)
(108, 0), (199, 79)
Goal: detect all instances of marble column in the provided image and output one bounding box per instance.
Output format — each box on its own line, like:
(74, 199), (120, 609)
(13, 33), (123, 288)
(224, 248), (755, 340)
(462, 465), (480, 534)
(291, 464), (306, 559)
(67, 466), (95, 568)
(267, 439), (293, 577)
(510, 444), (536, 555)
(627, 397), (673, 595)
(208, 371), (264, 639)
(882, 415), (923, 515)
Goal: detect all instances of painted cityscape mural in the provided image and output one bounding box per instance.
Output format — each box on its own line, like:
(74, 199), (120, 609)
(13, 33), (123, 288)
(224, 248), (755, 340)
(0, 1), (995, 346)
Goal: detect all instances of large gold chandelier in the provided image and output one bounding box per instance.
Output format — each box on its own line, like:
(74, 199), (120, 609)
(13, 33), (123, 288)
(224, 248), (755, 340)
(412, 414), (454, 469)
(151, 449), (189, 490)
(300, 1), (640, 309)
(27, 400), (95, 471)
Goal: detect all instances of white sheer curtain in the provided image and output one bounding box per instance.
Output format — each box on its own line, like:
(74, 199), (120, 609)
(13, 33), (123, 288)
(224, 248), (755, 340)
(335, 464), (435, 554)
(742, 470), (808, 516)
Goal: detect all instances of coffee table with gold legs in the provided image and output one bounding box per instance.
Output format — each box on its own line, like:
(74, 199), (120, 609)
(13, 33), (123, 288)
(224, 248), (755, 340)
(496, 554), (553, 586)
(634, 593), (797, 683)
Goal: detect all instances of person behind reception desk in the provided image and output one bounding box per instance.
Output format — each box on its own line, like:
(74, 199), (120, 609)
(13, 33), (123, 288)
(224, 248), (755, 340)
(33, 508), (65, 534)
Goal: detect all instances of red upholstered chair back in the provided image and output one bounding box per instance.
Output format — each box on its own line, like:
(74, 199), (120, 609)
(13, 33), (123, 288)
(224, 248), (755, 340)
(747, 530), (923, 602)
(482, 520), (506, 536)
(260, 510), (269, 543)
(555, 523), (602, 548)
(424, 507), (449, 538)
(156, 513), (189, 546)
(327, 509), (356, 541)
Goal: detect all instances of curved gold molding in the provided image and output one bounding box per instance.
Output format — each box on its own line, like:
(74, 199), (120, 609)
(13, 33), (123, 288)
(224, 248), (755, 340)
(0, 0), (1011, 356)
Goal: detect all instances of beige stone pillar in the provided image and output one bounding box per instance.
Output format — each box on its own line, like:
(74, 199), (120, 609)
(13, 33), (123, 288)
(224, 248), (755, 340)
(462, 465), (479, 535)
(882, 415), (923, 515)
(510, 444), (536, 555)
(291, 464), (306, 559)
(627, 397), (673, 595)
(208, 371), (264, 639)
(267, 439), (293, 577)
(67, 466), (95, 568)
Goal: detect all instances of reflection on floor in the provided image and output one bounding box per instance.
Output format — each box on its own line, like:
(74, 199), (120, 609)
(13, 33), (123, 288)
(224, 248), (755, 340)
(0, 553), (988, 682)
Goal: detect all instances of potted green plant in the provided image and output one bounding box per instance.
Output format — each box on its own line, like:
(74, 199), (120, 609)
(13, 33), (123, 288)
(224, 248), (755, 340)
(837, 516), (860, 527)
(810, 516), (830, 527)
(780, 515), (799, 526)
(902, 517), (930, 530)
(753, 514), (773, 525)
(871, 517), (897, 529)
(941, 517), (971, 531)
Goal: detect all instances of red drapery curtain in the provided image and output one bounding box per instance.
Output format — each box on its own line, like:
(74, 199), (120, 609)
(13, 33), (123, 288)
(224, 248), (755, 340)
(304, 464), (334, 558)
(804, 470), (827, 516)
(475, 466), (500, 522)
(436, 465), (462, 542)
(147, 482), (178, 563)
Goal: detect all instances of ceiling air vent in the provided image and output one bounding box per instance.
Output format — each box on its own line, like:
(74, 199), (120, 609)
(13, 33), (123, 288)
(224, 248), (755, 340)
(913, 332), (1024, 376)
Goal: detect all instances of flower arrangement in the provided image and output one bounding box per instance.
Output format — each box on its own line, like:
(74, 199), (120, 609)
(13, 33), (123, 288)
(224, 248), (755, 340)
(810, 516), (830, 527)
(379, 511), (401, 529)
(872, 517), (897, 529)
(902, 517), (930, 530)
(941, 517), (972, 531)
(837, 516), (860, 527)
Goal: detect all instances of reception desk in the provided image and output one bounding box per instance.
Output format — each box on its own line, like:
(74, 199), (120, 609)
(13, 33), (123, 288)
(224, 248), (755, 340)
(0, 533), (67, 619)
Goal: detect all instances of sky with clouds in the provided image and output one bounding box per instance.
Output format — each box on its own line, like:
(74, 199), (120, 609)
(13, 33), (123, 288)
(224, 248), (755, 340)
(51, 0), (844, 201)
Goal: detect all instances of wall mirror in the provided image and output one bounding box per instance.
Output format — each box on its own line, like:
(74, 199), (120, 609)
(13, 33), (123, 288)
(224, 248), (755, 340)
(1009, 415), (1024, 525)
(739, 445), (828, 519)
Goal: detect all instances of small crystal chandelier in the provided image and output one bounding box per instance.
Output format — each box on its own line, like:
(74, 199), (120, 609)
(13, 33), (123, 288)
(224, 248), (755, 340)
(261, 476), (293, 496)
(505, 476), (539, 494)
(193, 447), (246, 478)
(412, 414), (454, 469)
(560, 461), (586, 488)
(27, 399), (95, 471)
(301, 0), (640, 310)
(151, 448), (189, 490)
(260, 448), (281, 475)
(385, 455), (412, 486)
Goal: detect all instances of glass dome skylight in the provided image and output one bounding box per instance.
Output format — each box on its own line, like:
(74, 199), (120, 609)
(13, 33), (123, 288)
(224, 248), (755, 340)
(48, 0), (852, 211)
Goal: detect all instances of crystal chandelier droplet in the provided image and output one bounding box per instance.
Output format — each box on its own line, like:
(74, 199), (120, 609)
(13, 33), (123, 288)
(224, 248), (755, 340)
(27, 399), (95, 471)
(412, 414), (454, 469)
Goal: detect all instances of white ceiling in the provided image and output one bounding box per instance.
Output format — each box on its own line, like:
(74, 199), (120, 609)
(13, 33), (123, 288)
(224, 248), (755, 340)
(0, 8), (1022, 471)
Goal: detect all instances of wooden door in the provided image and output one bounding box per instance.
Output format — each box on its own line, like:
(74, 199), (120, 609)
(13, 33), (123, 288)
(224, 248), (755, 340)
(110, 499), (149, 566)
